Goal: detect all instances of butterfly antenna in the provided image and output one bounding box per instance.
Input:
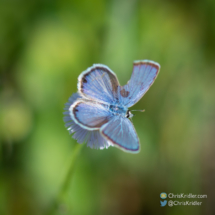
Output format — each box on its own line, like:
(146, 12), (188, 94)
(132, 109), (145, 112)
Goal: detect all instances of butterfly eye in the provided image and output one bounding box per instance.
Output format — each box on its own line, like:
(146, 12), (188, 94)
(125, 110), (131, 118)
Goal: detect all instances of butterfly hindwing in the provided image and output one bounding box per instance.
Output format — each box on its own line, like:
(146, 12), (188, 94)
(100, 116), (140, 153)
(78, 64), (119, 104)
(70, 99), (113, 130)
(118, 60), (160, 107)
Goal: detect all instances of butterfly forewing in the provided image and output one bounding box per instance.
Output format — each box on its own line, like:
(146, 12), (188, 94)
(78, 64), (119, 104)
(70, 99), (113, 130)
(100, 116), (140, 153)
(118, 60), (160, 107)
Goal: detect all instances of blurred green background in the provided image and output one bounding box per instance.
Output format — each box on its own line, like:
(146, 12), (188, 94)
(0, 0), (215, 215)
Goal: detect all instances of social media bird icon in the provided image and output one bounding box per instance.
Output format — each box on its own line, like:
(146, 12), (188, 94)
(160, 192), (167, 199)
(160, 200), (167, 207)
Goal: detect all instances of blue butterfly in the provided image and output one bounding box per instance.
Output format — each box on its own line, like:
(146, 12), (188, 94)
(64, 60), (160, 153)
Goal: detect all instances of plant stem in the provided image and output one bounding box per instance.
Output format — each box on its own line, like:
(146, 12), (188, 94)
(60, 143), (84, 199)
(46, 143), (84, 215)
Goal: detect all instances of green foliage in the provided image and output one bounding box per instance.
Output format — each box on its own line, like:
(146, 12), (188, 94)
(0, 0), (215, 215)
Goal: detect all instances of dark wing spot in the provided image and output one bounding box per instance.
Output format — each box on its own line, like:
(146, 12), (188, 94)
(75, 108), (79, 112)
(83, 78), (87, 83)
(120, 89), (130, 98)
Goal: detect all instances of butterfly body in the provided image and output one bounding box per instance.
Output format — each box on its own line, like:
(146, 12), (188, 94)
(109, 104), (128, 117)
(64, 60), (160, 153)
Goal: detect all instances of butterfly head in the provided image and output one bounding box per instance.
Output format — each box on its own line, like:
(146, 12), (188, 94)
(125, 110), (133, 118)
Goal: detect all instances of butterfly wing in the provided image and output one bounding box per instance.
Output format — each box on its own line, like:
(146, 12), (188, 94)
(78, 64), (119, 104)
(64, 93), (112, 149)
(70, 99), (113, 130)
(118, 60), (160, 108)
(100, 116), (140, 153)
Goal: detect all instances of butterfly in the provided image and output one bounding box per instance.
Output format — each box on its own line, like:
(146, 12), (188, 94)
(64, 60), (160, 153)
